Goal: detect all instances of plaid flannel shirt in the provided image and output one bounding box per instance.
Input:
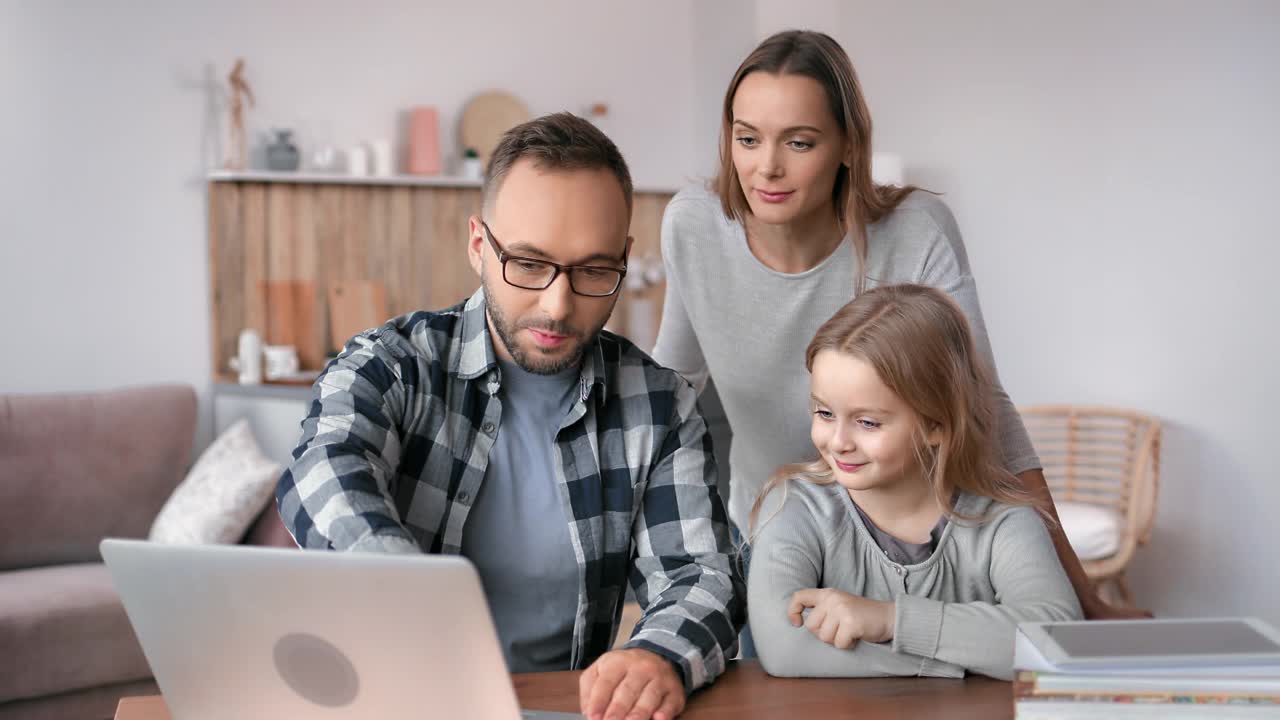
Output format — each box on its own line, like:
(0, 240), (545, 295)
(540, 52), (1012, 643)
(276, 289), (745, 691)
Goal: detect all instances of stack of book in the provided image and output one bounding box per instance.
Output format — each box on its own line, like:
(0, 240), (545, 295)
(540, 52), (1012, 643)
(1014, 669), (1280, 718)
(1013, 619), (1280, 719)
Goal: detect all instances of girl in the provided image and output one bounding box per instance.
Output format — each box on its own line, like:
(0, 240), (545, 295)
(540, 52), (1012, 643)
(652, 29), (1137, 621)
(747, 284), (1081, 680)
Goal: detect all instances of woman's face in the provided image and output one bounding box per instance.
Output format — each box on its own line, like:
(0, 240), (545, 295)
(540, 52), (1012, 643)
(729, 71), (850, 227)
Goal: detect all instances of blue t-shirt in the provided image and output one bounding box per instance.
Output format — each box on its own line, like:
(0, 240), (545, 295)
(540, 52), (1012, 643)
(460, 358), (581, 672)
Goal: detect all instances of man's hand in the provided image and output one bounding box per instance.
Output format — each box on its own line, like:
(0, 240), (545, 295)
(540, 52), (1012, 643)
(578, 648), (685, 720)
(788, 588), (895, 649)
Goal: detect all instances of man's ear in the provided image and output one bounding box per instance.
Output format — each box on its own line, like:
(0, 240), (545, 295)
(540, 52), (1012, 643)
(467, 215), (485, 277)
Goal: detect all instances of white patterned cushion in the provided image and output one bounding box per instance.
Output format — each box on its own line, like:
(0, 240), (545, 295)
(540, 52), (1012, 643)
(148, 419), (282, 544)
(1056, 501), (1122, 561)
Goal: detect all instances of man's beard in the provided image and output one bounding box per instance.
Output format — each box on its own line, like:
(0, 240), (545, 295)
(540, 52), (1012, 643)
(482, 275), (605, 375)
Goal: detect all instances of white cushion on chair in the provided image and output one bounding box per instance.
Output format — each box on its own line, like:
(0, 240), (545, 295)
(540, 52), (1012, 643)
(1056, 501), (1121, 561)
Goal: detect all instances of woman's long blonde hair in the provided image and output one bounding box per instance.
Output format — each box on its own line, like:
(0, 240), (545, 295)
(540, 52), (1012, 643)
(714, 29), (920, 294)
(748, 284), (1040, 537)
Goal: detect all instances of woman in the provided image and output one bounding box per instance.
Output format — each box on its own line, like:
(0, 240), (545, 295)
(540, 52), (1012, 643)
(652, 29), (1144, 623)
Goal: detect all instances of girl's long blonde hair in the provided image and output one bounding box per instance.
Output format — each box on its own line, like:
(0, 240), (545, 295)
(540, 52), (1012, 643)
(714, 29), (921, 295)
(748, 284), (1041, 537)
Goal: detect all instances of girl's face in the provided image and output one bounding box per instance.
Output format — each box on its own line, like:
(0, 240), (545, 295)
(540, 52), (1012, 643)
(729, 71), (850, 228)
(809, 350), (935, 495)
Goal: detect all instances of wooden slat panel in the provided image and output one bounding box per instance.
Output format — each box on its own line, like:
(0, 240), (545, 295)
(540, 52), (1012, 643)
(386, 186), (414, 316)
(292, 186), (317, 281)
(426, 187), (479, 310)
(366, 188), (392, 311)
(266, 185), (295, 281)
(242, 184), (269, 347)
(314, 185), (346, 354)
(328, 281), (388, 346)
(265, 185), (296, 348)
(409, 188), (438, 312)
(341, 186), (372, 286)
(209, 182), (244, 379)
(293, 186), (324, 370)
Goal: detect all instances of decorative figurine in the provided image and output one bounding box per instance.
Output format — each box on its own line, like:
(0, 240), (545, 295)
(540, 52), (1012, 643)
(225, 58), (255, 170)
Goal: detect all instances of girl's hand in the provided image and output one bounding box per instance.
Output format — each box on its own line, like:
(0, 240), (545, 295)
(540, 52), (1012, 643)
(1084, 595), (1154, 620)
(787, 588), (896, 649)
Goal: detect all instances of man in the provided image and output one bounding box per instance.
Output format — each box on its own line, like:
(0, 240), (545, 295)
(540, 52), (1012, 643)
(277, 113), (744, 720)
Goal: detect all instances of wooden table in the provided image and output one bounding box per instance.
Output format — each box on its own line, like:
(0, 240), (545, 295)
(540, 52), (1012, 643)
(115, 660), (1013, 719)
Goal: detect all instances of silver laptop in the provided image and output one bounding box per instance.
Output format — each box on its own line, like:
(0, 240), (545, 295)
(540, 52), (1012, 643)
(101, 538), (583, 719)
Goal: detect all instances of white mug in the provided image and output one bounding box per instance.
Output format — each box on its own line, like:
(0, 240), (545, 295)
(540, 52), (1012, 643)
(263, 345), (300, 381)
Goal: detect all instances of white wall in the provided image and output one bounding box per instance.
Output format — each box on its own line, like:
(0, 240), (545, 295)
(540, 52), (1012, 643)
(690, 0), (757, 177)
(825, 0), (1280, 623)
(3, 0), (1277, 624)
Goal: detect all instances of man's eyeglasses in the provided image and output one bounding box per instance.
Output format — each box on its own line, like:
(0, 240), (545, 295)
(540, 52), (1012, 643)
(482, 221), (628, 298)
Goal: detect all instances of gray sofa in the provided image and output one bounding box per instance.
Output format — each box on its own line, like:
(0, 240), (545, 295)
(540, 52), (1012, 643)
(0, 384), (293, 720)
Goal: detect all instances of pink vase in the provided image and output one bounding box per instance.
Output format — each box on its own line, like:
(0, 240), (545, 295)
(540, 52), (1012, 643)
(408, 107), (441, 175)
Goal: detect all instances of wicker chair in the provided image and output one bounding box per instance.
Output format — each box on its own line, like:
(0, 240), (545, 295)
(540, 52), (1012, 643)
(1019, 405), (1161, 607)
